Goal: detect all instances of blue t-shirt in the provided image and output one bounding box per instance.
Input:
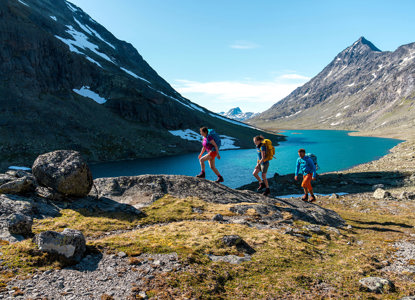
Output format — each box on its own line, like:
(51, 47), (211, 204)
(295, 156), (316, 177)
(257, 144), (267, 164)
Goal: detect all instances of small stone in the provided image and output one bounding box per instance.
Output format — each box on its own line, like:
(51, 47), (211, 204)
(212, 214), (224, 221)
(359, 277), (395, 293)
(329, 193), (339, 199)
(373, 188), (391, 199)
(117, 251), (127, 258)
(327, 227), (340, 235)
(222, 235), (242, 247)
(399, 191), (409, 200)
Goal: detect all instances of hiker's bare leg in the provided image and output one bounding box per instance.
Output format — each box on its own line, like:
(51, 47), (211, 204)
(199, 154), (210, 172)
(253, 167), (262, 183)
(262, 173), (269, 188)
(208, 158), (221, 177)
(303, 187), (309, 195)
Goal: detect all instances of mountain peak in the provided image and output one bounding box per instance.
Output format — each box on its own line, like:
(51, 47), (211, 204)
(227, 107), (242, 115)
(354, 36), (381, 52)
(334, 37), (382, 63)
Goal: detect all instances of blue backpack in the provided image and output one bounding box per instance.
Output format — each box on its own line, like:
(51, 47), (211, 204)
(306, 153), (319, 170)
(207, 129), (221, 149)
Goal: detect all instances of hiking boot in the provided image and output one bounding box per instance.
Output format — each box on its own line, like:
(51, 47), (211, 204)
(257, 182), (266, 191)
(196, 171), (205, 178)
(309, 195), (317, 203)
(215, 176), (224, 183)
(301, 194), (308, 201)
(263, 188), (270, 196)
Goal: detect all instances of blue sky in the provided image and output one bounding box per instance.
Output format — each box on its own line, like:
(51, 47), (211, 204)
(69, 0), (415, 113)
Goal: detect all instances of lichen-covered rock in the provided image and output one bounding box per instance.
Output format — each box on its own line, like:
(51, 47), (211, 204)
(0, 176), (36, 194)
(32, 150), (93, 198)
(359, 277), (395, 293)
(6, 213), (33, 235)
(34, 228), (86, 262)
(208, 254), (251, 264)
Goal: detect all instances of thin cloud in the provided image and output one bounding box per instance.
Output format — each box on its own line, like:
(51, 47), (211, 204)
(279, 74), (311, 80)
(173, 75), (309, 112)
(229, 40), (260, 49)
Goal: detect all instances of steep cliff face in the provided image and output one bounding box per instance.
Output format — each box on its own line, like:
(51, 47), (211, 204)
(250, 37), (415, 134)
(0, 0), (281, 169)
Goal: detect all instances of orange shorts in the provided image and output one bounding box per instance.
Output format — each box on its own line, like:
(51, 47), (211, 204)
(209, 151), (217, 159)
(301, 173), (313, 192)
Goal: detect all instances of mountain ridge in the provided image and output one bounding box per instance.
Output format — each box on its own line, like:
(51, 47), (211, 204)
(249, 37), (415, 137)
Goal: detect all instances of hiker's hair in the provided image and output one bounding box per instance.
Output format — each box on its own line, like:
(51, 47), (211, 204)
(200, 126), (208, 134)
(298, 148), (306, 154)
(253, 135), (265, 142)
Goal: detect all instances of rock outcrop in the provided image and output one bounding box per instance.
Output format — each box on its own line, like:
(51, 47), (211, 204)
(93, 174), (346, 228)
(32, 150), (93, 198)
(0, 171), (36, 195)
(0, 194), (34, 242)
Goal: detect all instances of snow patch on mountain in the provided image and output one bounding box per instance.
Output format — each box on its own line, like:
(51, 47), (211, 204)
(120, 67), (151, 83)
(85, 56), (103, 68)
(219, 135), (240, 150)
(169, 129), (200, 142)
(169, 130), (240, 150)
(18, 0), (29, 7)
(73, 86), (107, 104)
(66, 1), (78, 13)
(50, 16), (57, 21)
(55, 25), (113, 63)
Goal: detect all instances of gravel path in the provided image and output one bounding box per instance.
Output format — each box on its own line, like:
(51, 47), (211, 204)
(0, 252), (183, 300)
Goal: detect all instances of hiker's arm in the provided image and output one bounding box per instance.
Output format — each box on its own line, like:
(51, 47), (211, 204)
(198, 147), (205, 159)
(260, 150), (266, 164)
(209, 140), (220, 159)
(294, 160), (300, 180)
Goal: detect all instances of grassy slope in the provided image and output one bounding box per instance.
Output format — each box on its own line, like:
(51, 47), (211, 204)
(1, 193), (414, 299)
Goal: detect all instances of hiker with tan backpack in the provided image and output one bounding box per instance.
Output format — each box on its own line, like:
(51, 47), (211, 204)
(252, 135), (275, 196)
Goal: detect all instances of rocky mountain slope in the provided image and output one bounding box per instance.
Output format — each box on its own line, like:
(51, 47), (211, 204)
(0, 0), (281, 171)
(249, 37), (415, 137)
(219, 107), (258, 122)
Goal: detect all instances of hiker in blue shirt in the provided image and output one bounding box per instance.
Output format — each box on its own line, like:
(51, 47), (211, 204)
(294, 148), (317, 202)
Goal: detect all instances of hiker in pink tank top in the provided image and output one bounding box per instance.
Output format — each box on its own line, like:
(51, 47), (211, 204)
(196, 126), (224, 183)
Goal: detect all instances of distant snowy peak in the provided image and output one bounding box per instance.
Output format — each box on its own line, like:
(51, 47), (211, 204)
(219, 107), (258, 122)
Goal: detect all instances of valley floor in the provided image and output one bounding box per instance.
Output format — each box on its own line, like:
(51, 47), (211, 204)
(0, 136), (414, 299)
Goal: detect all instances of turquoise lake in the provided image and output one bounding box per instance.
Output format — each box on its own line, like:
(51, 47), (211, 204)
(90, 130), (403, 188)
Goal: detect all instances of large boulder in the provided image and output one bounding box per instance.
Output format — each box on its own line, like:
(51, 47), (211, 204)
(32, 150), (93, 198)
(34, 228), (86, 262)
